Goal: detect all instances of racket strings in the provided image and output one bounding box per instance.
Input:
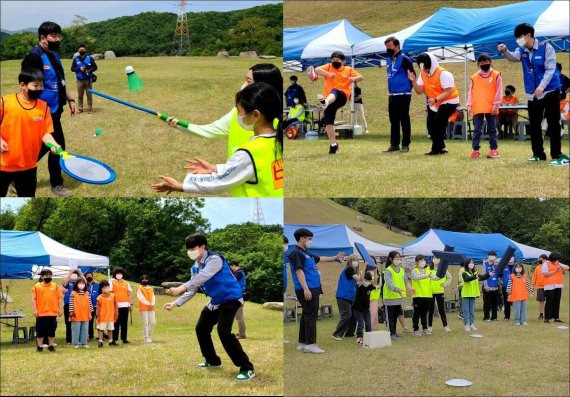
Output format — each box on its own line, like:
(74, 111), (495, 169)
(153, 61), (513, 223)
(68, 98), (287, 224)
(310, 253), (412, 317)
(63, 157), (112, 182)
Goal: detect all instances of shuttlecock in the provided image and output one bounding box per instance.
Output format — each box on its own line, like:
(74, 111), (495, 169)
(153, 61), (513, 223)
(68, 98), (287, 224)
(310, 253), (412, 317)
(94, 127), (103, 137)
(125, 65), (144, 92)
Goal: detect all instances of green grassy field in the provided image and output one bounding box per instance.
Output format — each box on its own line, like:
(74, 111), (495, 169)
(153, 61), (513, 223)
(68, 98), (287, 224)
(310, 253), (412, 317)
(0, 277), (283, 396)
(0, 56), (281, 197)
(283, 1), (570, 198)
(284, 262), (570, 396)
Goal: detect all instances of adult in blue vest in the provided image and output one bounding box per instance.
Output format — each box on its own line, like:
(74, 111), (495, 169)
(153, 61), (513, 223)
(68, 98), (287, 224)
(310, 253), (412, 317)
(283, 235), (289, 292)
(331, 255), (360, 341)
(499, 23), (568, 166)
(28, 22), (76, 196)
(230, 260), (247, 339)
(481, 251), (500, 321)
(288, 228), (344, 354)
(71, 44), (97, 113)
(284, 75), (306, 107)
(164, 233), (254, 381)
(84, 272), (99, 340)
(383, 36), (416, 153)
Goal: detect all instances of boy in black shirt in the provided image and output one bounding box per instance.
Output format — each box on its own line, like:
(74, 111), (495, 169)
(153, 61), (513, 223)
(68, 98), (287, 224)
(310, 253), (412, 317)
(354, 272), (376, 345)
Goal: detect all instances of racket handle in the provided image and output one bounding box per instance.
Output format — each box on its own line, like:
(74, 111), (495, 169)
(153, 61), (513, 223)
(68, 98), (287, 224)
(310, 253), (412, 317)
(158, 113), (189, 128)
(45, 142), (63, 155)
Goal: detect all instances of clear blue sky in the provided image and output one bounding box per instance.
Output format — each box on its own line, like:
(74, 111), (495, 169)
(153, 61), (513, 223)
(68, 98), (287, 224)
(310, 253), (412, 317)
(0, 198), (283, 230)
(1, 1), (281, 32)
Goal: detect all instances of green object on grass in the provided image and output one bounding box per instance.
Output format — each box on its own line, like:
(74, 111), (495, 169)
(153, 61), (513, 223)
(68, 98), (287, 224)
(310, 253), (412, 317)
(125, 65), (144, 92)
(95, 128), (103, 136)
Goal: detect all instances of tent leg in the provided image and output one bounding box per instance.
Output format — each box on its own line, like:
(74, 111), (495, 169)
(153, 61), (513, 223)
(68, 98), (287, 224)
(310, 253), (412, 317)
(464, 46), (468, 142)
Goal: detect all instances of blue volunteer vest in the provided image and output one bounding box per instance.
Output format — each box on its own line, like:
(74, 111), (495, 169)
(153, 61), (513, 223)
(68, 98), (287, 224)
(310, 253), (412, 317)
(199, 251), (243, 305)
(87, 282), (99, 307)
(283, 254), (288, 291)
(31, 45), (63, 114)
(335, 267), (357, 302)
(386, 53), (413, 94)
(502, 265), (513, 288)
(73, 55), (93, 80)
(520, 42), (561, 95)
(63, 281), (75, 305)
(289, 247), (321, 291)
(484, 262), (499, 288)
(235, 269), (246, 292)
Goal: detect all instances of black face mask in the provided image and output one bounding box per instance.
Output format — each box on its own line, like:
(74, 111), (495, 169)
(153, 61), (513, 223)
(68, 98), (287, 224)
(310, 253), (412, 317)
(47, 40), (60, 52)
(332, 61), (342, 69)
(141, 280), (149, 286)
(480, 64), (491, 72)
(86, 277), (93, 282)
(386, 48), (395, 58)
(79, 50), (86, 56)
(505, 90), (511, 96)
(27, 88), (43, 100)
(44, 277), (52, 283)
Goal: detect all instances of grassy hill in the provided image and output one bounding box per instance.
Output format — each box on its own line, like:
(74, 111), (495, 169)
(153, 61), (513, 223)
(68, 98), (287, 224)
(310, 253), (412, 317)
(1, 277), (283, 395)
(284, 198), (414, 245)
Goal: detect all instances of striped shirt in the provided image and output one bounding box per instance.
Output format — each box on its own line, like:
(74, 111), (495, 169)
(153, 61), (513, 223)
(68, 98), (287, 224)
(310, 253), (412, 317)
(506, 275), (533, 295)
(69, 291), (94, 313)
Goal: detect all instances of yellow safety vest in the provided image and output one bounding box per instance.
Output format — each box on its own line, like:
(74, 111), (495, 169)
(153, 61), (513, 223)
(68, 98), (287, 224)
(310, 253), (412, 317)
(288, 104), (306, 122)
(227, 108), (255, 159)
(461, 270), (480, 298)
(229, 136), (283, 197)
(431, 272), (447, 294)
(458, 268), (465, 287)
(411, 268), (433, 298)
(382, 266), (406, 300)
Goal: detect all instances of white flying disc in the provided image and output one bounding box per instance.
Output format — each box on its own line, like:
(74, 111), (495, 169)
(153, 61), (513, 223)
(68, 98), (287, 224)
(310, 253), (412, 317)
(470, 334), (484, 338)
(557, 325), (569, 330)
(445, 379), (473, 387)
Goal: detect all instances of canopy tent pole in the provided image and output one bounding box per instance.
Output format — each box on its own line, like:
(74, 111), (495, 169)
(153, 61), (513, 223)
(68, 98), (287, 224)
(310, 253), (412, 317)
(464, 45), (468, 141)
(350, 45), (356, 130)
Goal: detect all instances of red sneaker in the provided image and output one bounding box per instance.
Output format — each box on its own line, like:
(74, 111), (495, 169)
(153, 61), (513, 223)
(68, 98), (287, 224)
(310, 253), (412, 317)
(469, 150), (480, 159)
(487, 149), (500, 158)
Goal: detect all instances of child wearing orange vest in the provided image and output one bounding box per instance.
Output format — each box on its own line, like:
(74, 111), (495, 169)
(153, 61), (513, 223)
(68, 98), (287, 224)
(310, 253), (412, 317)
(109, 268), (132, 345)
(531, 254), (548, 319)
(408, 52), (459, 155)
(541, 251), (570, 323)
(498, 85), (519, 138)
(137, 274), (156, 343)
(506, 263), (533, 325)
(467, 54), (503, 159)
(32, 269), (63, 352)
(96, 279), (118, 347)
(0, 67), (60, 197)
(69, 277), (93, 348)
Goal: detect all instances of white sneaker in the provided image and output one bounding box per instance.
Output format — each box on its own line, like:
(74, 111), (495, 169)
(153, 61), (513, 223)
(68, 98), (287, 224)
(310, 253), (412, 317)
(296, 343), (306, 351)
(82, 344), (89, 348)
(515, 322), (520, 326)
(74, 345), (80, 349)
(470, 324), (477, 331)
(331, 334), (342, 341)
(51, 185), (72, 197)
(303, 344), (325, 354)
(145, 338), (153, 343)
(522, 322), (528, 326)
(427, 327), (433, 333)
(464, 325), (471, 332)
(444, 326), (451, 332)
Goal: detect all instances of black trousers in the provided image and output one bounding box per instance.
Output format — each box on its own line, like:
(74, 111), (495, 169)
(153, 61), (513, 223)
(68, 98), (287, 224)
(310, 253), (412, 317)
(544, 288), (562, 320)
(295, 287), (321, 345)
(345, 304), (357, 337)
(332, 298), (353, 337)
(0, 168), (37, 197)
(483, 289), (499, 320)
(427, 103), (457, 153)
(428, 293), (447, 327)
(63, 303), (72, 343)
(388, 94), (412, 147)
(386, 305), (401, 335)
(195, 300), (253, 372)
(527, 89), (561, 160)
(113, 307), (129, 342)
(501, 287), (512, 320)
(37, 110), (65, 187)
(88, 309), (96, 339)
(412, 297), (431, 331)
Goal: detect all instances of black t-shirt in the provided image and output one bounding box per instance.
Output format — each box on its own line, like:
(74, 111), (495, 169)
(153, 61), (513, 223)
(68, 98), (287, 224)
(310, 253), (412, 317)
(344, 266), (356, 279)
(354, 86), (363, 104)
(289, 247), (320, 271)
(353, 284), (375, 312)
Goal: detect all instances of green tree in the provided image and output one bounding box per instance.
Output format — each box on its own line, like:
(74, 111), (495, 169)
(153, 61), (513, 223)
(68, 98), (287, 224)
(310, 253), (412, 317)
(0, 207), (16, 230)
(225, 17), (275, 53)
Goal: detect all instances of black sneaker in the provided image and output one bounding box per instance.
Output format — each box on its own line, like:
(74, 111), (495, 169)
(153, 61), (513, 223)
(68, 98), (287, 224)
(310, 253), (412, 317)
(47, 346), (56, 352)
(37, 346), (43, 352)
(383, 145), (400, 153)
(425, 151), (442, 156)
(544, 319), (551, 323)
(329, 144), (339, 155)
(122, 340), (130, 344)
(554, 319), (564, 323)
(400, 146), (409, 153)
(109, 341), (118, 346)
(98, 341), (103, 348)
(538, 314), (544, 320)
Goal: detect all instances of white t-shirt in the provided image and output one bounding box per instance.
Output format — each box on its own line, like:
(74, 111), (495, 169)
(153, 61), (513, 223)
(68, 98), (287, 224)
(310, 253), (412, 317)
(417, 70), (460, 111)
(541, 262), (564, 290)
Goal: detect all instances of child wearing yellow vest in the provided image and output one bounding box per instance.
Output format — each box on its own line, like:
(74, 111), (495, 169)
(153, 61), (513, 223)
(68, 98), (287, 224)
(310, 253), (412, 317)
(69, 277), (93, 348)
(96, 280), (118, 347)
(152, 82), (283, 198)
(137, 274), (156, 343)
(506, 262), (533, 325)
(410, 255), (438, 336)
(467, 54), (503, 159)
(461, 259), (492, 332)
(428, 256), (452, 333)
(541, 251), (570, 323)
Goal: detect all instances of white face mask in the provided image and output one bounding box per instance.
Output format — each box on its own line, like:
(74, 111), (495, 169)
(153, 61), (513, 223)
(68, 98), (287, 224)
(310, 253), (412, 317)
(419, 62), (424, 71)
(515, 267), (522, 273)
(468, 263), (475, 270)
(304, 239), (312, 249)
(188, 249), (201, 261)
(363, 281), (371, 287)
(115, 274), (123, 280)
(393, 259), (401, 266)
(351, 261), (358, 268)
(283, 244), (288, 252)
(418, 260), (426, 268)
(433, 257), (440, 266)
(78, 283), (85, 290)
(240, 81), (248, 91)
(70, 274), (78, 282)
(293, 98), (299, 104)
(516, 36), (526, 47)
(488, 256), (496, 262)
(237, 113), (255, 131)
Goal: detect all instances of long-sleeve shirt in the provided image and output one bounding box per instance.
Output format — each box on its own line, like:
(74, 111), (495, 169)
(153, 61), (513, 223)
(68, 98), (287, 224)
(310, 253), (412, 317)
(541, 262), (565, 290)
(481, 263), (499, 291)
(109, 280), (132, 308)
(466, 68), (503, 108)
(383, 267), (409, 306)
(137, 287), (156, 306)
(506, 275), (533, 295)
(176, 109), (233, 138)
(175, 253), (243, 310)
(503, 40), (557, 100)
(69, 291), (93, 313)
(410, 267), (431, 280)
(462, 270), (490, 283)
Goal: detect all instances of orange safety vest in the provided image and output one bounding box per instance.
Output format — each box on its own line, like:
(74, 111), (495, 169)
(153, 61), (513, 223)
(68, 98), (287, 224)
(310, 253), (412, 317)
(421, 66), (459, 110)
(507, 274), (528, 302)
(532, 265), (545, 289)
(97, 293), (116, 323)
(470, 69), (500, 115)
(70, 291), (91, 322)
(112, 279), (130, 303)
(138, 286), (155, 312)
(543, 261), (564, 286)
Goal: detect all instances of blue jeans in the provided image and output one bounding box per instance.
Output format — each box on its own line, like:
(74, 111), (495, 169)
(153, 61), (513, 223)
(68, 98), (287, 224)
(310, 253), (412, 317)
(71, 321), (89, 345)
(355, 310), (371, 337)
(462, 297), (476, 325)
(472, 113), (498, 150)
(512, 300), (527, 324)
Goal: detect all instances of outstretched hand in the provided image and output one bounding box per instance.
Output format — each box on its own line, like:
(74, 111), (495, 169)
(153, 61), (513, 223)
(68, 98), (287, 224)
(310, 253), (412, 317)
(184, 157), (216, 174)
(150, 176), (183, 194)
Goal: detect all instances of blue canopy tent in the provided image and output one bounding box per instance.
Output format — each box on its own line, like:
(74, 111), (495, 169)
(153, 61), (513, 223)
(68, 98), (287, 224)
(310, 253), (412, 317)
(401, 229), (550, 263)
(0, 230), (109, 279)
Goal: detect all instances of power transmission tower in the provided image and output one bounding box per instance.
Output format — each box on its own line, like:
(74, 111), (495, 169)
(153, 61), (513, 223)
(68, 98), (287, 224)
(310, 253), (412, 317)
(253, 199), (265, 224)
(173, 1), (190, 55)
